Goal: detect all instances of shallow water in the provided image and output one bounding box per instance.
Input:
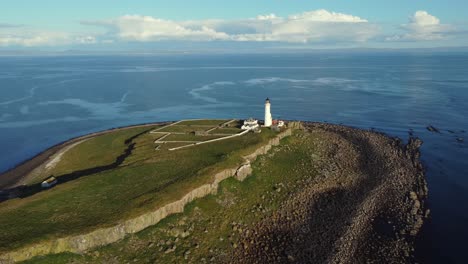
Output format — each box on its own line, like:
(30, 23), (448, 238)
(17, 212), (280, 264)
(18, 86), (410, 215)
(0, 53), (467, 263)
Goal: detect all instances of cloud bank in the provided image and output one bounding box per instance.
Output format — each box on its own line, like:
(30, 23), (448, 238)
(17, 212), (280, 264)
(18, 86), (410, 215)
(86, 9), (377, 44)
(387, 11), (454, 41)
(0, 29), (100, 47)
(0, 9), (464, 48)
(0, 31), (68, 47)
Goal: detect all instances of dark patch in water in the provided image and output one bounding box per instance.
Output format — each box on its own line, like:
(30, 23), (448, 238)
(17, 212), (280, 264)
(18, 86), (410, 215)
(426, 125), (440, 133)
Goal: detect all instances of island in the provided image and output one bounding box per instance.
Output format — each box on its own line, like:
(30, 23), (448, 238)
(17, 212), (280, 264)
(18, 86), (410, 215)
(0, 117), (428, 263)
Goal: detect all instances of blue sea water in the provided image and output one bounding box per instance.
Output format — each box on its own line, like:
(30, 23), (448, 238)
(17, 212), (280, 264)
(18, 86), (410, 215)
(0, 53), (467, 262)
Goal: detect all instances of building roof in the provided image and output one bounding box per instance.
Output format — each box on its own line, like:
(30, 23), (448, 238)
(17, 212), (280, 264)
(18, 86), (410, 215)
(245, 117), (257, 122)
(43, 176), (57, 184)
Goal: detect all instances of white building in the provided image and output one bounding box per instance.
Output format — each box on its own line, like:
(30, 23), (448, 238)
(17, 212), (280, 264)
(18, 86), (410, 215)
(264, 98), (273, 127)
(241, 118), (260, 131)
(271, 120), (286, 132)
(41, 176), (57, 188)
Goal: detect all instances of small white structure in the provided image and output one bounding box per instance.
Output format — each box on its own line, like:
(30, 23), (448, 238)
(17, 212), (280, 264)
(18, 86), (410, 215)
(264, 98), (273, 127)
(41, 176), (57, 188)
(241, 118), (260, 131)
(271, 120), (286, 132)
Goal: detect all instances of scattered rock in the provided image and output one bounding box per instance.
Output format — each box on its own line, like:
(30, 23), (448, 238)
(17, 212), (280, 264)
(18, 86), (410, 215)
(426, 125), (440, 133)
(229, 122), (427, 264)
(164, 245), (176, 254)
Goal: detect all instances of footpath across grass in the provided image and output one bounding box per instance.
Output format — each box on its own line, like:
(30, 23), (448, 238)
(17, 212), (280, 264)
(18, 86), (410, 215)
(22, 130), (317, 263)
(0, 121), (277, 255)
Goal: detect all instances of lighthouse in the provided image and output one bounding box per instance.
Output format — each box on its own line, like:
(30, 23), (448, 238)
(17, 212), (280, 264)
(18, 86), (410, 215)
(264, 98), (273, 127)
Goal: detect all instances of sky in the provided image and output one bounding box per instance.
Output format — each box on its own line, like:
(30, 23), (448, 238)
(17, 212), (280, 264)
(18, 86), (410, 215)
(1, 0), (468, 52)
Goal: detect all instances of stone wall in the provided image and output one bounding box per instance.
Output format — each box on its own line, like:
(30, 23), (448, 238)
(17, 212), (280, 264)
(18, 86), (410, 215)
(0, 128), (293, 263)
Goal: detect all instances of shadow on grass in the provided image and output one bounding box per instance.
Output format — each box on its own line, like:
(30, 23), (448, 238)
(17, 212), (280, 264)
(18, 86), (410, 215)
(0, 128), (153, 203)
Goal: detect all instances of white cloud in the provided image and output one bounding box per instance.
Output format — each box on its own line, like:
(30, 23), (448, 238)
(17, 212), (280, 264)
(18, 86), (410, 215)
(387, 11), (453, 41)
(85, 9), (378, 44)
(287, 10), (368, 23)
(262, 10), (376, 43)
(411, 11), (440, 26)
(76, 35), (96, 44)
(1, 9), (467, 48)
(0, 26), (103, 47)
(107, 15), (230, 41)
(0, 31), (69, 47)
(257, 14), (277, 21)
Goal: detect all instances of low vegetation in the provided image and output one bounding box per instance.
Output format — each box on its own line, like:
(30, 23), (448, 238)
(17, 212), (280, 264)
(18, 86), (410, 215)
(176, 120), (229, 126)
(162, 134), (225, 142)
(21, 123), (427, 263)
(209, 127), (243, 134)
(0, 120), (277, 254)
(22, 131), (310, 263)
(156, 125), (214, 133)
(28, 126), (159, 184)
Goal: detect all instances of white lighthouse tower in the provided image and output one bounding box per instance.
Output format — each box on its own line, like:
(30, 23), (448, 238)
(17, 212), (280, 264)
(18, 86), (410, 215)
(264, 98), (273, 127)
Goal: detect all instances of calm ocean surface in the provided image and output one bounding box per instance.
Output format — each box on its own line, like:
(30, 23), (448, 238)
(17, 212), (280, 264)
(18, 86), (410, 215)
(0, 53), (467, 262)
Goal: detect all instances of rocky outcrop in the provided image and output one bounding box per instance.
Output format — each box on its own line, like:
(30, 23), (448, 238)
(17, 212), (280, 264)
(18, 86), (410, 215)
(0, 129), (292, 263)
(230, 123), (428, 264)
(235, 163), (252, 181)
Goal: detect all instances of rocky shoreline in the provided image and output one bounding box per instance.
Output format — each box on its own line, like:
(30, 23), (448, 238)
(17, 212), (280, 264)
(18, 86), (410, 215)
(230, 122), (428, 263)
(0, 121), (428, 263)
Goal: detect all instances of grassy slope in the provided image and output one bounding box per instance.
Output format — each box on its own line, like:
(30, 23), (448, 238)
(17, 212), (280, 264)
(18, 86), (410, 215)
(176, 120), (228, 126)
(28, 126), (160, 185)
(162, 134), (225, 142)
(23, 130), (314, 263)
(209, 127), (243, 134)
(0, 124), (277, 254)
(156, 125), (212, 133)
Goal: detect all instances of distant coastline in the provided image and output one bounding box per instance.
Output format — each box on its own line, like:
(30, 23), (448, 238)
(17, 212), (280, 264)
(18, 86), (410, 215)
(2, 46), (468, 57)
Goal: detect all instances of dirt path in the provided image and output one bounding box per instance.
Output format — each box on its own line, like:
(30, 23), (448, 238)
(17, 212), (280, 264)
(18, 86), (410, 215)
(150, 119), (246, 151)
(6, 122), (428, 263)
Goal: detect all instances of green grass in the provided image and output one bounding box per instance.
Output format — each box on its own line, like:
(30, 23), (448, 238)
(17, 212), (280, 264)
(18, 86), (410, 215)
(28, 126), (161, 184)
(162, 134), (225, 142)
(156, 125), (213, 133)
(225, 120), (242, 128)
(209, 127), (243, 134)
(0, 123), (278, 254)
(21, 253), (87, 264)
(176, 119), (229, 126)
(26, 130), (317, 263)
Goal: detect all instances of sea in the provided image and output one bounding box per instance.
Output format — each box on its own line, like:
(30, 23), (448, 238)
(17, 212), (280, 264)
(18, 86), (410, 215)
(0, 52), (467, 263)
